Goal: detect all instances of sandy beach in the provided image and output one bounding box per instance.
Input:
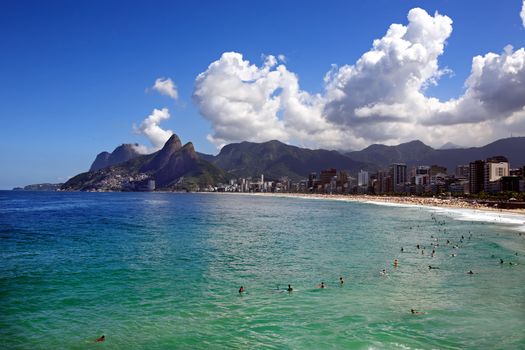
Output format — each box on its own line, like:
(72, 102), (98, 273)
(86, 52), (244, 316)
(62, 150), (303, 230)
(215, 192), (525, 216)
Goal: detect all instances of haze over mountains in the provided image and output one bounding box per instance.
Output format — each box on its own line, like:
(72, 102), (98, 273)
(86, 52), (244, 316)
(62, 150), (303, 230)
(59, 135), (525, 191)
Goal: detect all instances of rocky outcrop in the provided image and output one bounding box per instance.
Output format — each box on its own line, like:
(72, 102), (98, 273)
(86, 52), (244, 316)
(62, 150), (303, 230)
(63, 134), (225, 191)
(89, 144), (142, 172)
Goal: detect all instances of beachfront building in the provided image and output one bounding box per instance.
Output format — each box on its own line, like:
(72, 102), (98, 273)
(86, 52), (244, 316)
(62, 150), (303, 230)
(374, 170), (392, 194)
(456, 165), (470, 179)
(320, 168), (337, 185)
(484, 156), (509, 192)
(357, 170), (369, 193)
(410, 165), (429, 194)
(307, 172), (317, 191)
(319, 168), (337, 193)
(469, 160), (485, 194)
(391, 163), (407, 193)
(358, 170), (368, 186)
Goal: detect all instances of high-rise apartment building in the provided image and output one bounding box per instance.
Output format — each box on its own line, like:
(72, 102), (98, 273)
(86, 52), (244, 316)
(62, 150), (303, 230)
(358, 170), (369, 187)
(390, 163), (407, 193)
(469, 160), (485, 194)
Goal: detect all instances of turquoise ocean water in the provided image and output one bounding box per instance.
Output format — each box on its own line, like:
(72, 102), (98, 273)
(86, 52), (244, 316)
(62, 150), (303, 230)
(1, 191), (524, 349)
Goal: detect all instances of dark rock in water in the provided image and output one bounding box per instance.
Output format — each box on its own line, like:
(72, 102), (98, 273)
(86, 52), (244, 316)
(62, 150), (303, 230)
(89, 144), (142, 172)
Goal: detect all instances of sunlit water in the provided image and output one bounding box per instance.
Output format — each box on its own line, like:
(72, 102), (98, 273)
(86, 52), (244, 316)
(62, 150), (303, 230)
(1, 191), (524, 349)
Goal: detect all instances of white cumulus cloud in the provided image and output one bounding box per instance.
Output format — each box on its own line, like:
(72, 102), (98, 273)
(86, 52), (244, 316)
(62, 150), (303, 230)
(133, 108), (173, 151)
(193, 52), (289, 148)
(431, 45), (525, 125)
(152, 77), (178, 100)
(324, 8), (453, 126)
(193, 8), (525, 151)
(521, 0), (525, 28)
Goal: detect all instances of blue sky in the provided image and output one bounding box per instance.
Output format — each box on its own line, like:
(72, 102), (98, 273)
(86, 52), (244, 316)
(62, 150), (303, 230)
(1, 0), (524, 189)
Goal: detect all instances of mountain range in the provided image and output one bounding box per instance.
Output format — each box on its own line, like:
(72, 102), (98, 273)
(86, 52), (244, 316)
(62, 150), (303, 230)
(61, 135), (525, 191)
(62, 135), (225, 191)
(346, 137), (525, 172)
(202, 140), (370, 181)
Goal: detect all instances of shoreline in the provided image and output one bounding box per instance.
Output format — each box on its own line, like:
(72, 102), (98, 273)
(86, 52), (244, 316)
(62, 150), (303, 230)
(209, 192), (525, 216)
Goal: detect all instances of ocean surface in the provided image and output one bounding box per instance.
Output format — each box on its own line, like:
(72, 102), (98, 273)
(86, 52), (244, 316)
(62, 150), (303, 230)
(1, 191), (524, 349)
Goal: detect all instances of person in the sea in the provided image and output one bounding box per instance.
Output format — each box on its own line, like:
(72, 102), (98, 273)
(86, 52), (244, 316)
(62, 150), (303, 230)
(394, 259), (398, 267)
(287, 284), (293, 292)
(319, 282), (325, 289)
(96, 335), (105, 342)
(401, 247), (404, 252)
(500, 259), (504, 264)
(239, 286), (244, 294)
(411, 309), (425, 315)
(339, 277), (344, 285)
(467, 270), (474, 275)
(380, 269), (387, 276)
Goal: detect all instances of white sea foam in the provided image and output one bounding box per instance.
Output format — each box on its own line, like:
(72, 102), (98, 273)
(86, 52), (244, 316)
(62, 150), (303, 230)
(364, 200), (525, 233)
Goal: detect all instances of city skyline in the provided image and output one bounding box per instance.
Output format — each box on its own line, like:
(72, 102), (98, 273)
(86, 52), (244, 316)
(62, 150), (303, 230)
(2, 1), (525, 189)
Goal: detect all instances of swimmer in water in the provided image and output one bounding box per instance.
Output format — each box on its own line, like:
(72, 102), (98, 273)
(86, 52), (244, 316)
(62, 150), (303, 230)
(450, 253), (456, 257)
(428, 265), (439, 269)
(500, 259), (504, 264)
(239, 286), (244, 294)
(287, 284), (293, 292)
(394, 259), (398, 267)
(96, 335), (105, 342)
(380, 269), (387, 276)
(339, 277), (344, 285)
(411, 309), (425, 315)
(467, 270), (474, 275)
(401, 247), (404, 252)
(319, 282), (325, 289)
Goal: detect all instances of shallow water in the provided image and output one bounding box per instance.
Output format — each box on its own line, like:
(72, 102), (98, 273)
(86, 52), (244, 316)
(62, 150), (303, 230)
(1, 191), (524, 349)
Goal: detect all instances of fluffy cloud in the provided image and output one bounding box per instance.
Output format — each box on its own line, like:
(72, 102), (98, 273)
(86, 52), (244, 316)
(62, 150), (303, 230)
(431, 45), (525, 125)
(133, 108), (173, 151)
(193, 53), (289, 148)
(521, 0), (525, 28)
(193, 8), (525, 151)
(324, 8), (453, 126)
(152, 77), (178, 100)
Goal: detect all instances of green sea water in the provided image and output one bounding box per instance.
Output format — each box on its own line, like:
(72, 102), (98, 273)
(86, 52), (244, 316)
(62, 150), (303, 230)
(1, 191), (524, 349)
